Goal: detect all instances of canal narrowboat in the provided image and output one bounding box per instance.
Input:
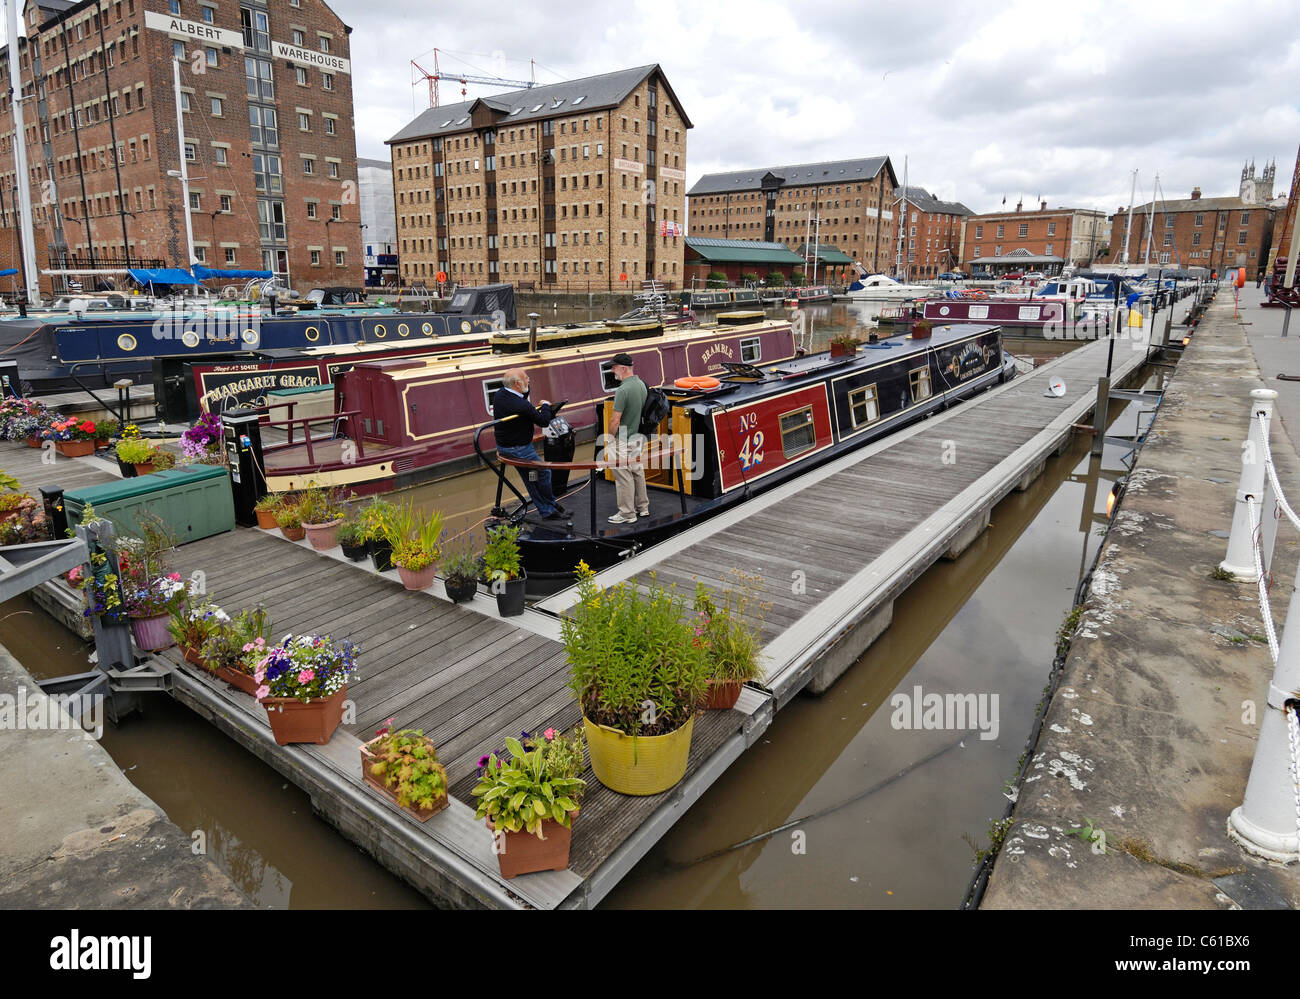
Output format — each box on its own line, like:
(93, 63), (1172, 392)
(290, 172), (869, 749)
(259, 316), (799, 494)
(480, 323), (1016, 589)
(784, 285), (833, 305)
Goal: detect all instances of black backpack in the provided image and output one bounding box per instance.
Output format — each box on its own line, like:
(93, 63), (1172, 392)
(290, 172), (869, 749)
(638, 387), (670, 436)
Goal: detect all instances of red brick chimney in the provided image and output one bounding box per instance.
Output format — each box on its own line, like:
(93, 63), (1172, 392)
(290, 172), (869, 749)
(1015, 199), (1022, 212)
(1191, 187), (1201, 200)
(1040, 200), (1047, 211)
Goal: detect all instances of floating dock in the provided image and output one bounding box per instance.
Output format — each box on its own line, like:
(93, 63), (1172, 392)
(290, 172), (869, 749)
(2, 323), (1156, 908)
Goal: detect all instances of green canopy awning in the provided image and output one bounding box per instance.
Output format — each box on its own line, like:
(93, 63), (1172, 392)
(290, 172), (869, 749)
(685, 237), (806, 265)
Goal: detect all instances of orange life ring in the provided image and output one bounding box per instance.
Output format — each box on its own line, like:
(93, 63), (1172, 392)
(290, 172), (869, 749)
(674, 375), (721, 391)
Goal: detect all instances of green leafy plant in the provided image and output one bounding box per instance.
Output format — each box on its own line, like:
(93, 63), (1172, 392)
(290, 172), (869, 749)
(299, 485), (348, 525)
(115, 438), (156, 464)
(254, 493), (286, 514)
(385, 500), (445, 570)
(441, 546), (480, 583)
(562, 562), (709, 735)
(693, 570), (768, 683)
(357, 498), (397, 544)
(151, 448), (176, 471)
(275, 498), (305, 530)
(337, 520), (367, 547)
(93, 419), (119, 442)
(366, 727), (448, 811)
(471, 730), (587, 836)
(705, 271), (728, 288)
(788, 270), (808, 287)
(483, 523), (521, 582)
(200, 605), (273, 676)
(168, 593), (229, 651)
(765, 271), (786, 287)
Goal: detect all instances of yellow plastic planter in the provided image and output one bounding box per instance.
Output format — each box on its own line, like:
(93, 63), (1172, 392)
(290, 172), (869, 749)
(583, 714), (695, 796)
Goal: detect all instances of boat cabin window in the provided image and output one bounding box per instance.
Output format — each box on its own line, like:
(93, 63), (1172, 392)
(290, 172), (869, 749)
(740, 337), (761, 363)
(779, 407), (816, 458)
(483, 377), (507, 414)
(910, 367), (932, 403)
(969, 304), (989, 319)
(849, 384), (880, 427)
(599, 360), (619, 392)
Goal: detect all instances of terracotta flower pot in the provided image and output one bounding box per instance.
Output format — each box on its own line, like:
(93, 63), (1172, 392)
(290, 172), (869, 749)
(486, 813), (577, 878)
(58, 439), (94, 457)
(706, 679), (744, 710)
(130, 612), (174, 652)
(280, 524), (306, 542)
(216, 665), (259, 696)
(255, 509), (279, 530)
(359, 736), (449, 823)
(396, 563), (437, 591)
(261, 685), (348, 745)
(183, 645), (204, 667)
(583, 713), (695, 796)
(25, 436), (40, 448)
(133, 462), (155, 475)
(303, 518), (344, 551)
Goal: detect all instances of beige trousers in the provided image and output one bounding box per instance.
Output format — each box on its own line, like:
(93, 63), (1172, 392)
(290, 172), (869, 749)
(611, 436), (648, 518)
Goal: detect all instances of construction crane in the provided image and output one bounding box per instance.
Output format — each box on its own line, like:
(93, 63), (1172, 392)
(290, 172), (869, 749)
(410, 49), (536, 108)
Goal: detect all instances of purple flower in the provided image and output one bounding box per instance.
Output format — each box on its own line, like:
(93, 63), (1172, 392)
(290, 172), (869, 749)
(477, 754), (490, 768)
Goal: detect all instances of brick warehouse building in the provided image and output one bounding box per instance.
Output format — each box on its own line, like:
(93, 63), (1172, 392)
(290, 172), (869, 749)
(1102, 187), (1276, 274)
(892, 185), (972, 278)
(386, 65), (690, 291)
(0, 0), (362, 296)
(961, 200), (1108, 274)
(687, 156), (900, 276)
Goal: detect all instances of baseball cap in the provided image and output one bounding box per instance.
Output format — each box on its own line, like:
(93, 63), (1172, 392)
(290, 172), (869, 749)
(610, 352), (634, 366)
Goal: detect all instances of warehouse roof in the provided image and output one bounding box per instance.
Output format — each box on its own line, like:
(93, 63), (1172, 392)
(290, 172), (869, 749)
(684, 238), (806, 264)
(688, 156), (896, 197)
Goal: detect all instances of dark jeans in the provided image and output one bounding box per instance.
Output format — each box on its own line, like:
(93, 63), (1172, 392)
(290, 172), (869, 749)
(498, 442), (558, 516)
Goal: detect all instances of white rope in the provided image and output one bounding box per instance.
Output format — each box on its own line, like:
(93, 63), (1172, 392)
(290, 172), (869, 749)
(1246, 496), (1280, 665)
(1256, 412), (1300, 532)
(1287, 703), (1300, 851)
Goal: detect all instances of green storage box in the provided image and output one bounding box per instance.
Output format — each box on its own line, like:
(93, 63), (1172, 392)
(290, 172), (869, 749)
(63, 464), (236, 545)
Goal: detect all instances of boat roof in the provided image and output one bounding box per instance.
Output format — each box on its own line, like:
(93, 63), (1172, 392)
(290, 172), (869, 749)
(363, 317), (791, 382)
(673, 324), (1001, 411)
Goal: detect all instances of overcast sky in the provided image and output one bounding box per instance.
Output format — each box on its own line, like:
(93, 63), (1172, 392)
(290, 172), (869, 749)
(335, 0), (1298, 216)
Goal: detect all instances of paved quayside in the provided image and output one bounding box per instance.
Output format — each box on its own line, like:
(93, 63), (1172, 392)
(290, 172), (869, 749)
(982, 288), (1300, 909)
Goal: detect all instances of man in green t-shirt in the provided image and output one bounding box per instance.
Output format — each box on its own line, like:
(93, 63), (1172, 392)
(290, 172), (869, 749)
(607, 352), (649, 524)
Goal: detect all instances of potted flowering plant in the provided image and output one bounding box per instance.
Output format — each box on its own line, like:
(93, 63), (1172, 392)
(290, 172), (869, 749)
(484, 523), (525, 616)
(124, 573), (187, 651)
(360, 719), (450, 822)
(253, 493), (285, 531)
(254, 633), (359, 745)
(2, 399), (52, 446)
(275, 497), (307, 542)
(168, 593), (230, 666)
(181, 412), (225, 465)
(115, 437), (158, 474)
(359, 498), (397, 571)
(93, 419), (119, 450)
(561, 563), (709, 795)
(384, 500), (445, 590)
(114, 423), (144, 476)
(693, 570), (768, 710)
(299, 486), (350, 551)
(911, 318), (934, 339)
(337, 519), (370, 561)
(200, 605), (273, 694)
(46, 416), (98, 457)
(440, 547), (480, 603)
(471, 727), (587, 878)
(829, 333), (860, 357)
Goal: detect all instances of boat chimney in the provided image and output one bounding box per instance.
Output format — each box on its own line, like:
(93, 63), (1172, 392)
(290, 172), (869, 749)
(527, 312), (540, 354)
(1191, 187), (1201, 201)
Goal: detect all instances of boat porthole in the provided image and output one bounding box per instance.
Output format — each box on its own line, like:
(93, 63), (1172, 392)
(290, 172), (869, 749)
(181, 330), (201, 348)
(421, 322), (433, 336)
(117, 333), (137, 352)
(242, 328), (259, 344)
(460, 321), (471, 333)
(939, 306), (950, 316)
(398, 323), (410, 337)
(374, 324), (387, 339)
(305, 326), (320, 342)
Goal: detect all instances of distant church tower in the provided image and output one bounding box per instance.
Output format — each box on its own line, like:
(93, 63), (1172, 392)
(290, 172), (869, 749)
(1241, 159), (1276, 205)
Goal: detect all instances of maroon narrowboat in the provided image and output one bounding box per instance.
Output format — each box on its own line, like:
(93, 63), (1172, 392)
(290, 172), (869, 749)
(260, 316), (799, 494)
(784, 285), (833, 305)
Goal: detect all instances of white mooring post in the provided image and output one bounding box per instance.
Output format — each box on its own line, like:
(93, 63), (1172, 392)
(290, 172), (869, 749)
(1220, 389), (1278, 581)
(1229, 552), (1300, 861)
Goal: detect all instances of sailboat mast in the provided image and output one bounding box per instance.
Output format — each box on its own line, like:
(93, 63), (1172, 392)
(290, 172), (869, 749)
(1121, 168), (1137, 265)
(173, 57), (197, 267)
(6, 0), (40, 304)
(896, 156), (908, 279)
(1143, 172), (1158, 266)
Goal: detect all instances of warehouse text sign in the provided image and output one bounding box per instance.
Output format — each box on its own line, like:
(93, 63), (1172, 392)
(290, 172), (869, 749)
(143, 11), (245, 49)
(273, 43), (351, 74)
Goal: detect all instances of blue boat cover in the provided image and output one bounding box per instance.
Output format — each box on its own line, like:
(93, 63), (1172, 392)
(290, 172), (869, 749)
(191, 266), (273, 280)
(129, 267), (201, 286)
(0, 268), (16, 277)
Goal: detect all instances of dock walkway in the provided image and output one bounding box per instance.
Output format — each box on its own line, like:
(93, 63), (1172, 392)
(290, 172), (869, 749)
(3, 320), (1157, 908)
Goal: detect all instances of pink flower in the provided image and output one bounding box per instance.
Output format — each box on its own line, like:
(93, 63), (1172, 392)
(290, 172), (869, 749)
(545, 728), (556, 740)
(167, 572), (182, 581)
(242, 643), (254, 652)
(254, 668), (265, 683)
(297, 669), (315, 684)
(255, 685), (270, 700)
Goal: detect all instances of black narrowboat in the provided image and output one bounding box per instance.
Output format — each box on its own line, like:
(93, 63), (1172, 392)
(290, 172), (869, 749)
(479, 323), (1016, 591)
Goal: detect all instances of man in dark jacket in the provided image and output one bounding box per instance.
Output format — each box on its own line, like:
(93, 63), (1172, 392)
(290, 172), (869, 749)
(492, 368), (565, 519)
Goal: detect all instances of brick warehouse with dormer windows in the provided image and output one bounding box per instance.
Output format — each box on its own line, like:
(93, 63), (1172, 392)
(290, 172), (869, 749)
(1101, 187), (1276, 273)
(961, 200), (1108, 274)
(387, 65), (690, 291)
(687, 156), (900, 276)
(892, 186), (972, 278)
(0, 0), (362, 296)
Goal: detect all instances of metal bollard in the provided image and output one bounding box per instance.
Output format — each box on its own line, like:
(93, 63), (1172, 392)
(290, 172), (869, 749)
(1220, 389), (1278, 580)
(1228, 553), (1300, 861)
